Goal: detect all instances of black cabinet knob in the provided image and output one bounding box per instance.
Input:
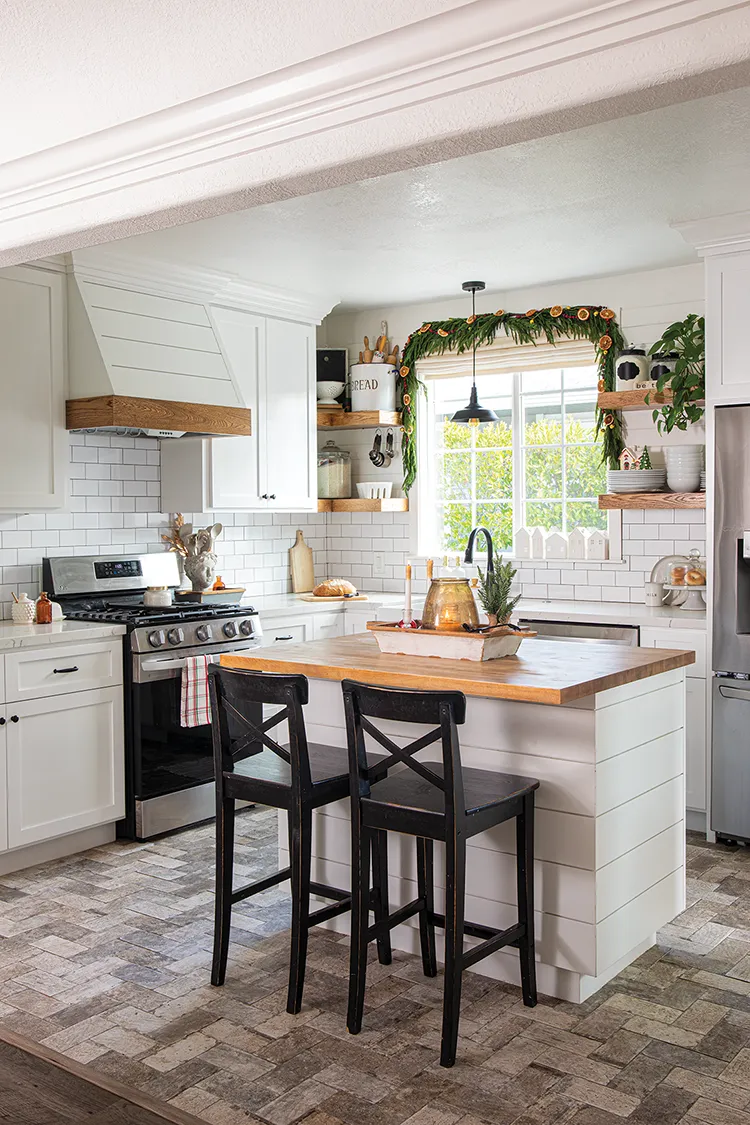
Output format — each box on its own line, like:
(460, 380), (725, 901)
(0, 717), (6, 726)
(10, 715), (19, 723)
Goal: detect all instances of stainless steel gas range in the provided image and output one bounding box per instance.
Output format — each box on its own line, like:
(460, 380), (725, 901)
(43, 553), (264, 839)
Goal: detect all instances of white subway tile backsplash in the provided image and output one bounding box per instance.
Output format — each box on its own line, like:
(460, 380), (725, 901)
(0, 435), (706, 618)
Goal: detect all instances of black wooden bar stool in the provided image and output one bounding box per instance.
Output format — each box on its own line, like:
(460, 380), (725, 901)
(208, 665), (391, 1014)
(342, 678), (540, 1067)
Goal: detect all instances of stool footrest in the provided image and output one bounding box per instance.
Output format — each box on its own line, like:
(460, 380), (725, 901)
(367, 897), (423, 942)
(232, 867), (290, 904)
(310, 882), (350, 902)
(462, 923), (525, 970)
(309, 897), (352, 926)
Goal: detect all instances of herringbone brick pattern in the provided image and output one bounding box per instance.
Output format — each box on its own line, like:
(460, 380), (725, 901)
(0, 813), (749, 1125)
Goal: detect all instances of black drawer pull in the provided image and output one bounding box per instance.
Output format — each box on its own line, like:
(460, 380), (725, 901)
(275, 635), (293, 641)
(53, 666), (79, 674)
(0, 717), (6, 726)
(10, 716), (19, 723)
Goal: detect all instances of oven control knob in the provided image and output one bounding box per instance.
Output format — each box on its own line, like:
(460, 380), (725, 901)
(167, 628), (184, 646)
(223, 621), (239, 639)
(239, 619), (254, 636)
(148, 630), (166, 649)
(196, 624), (212, 643)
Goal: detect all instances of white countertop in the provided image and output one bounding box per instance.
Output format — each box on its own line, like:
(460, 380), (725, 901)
(0, 620), (127, 651)
(254, 591), (705, 631)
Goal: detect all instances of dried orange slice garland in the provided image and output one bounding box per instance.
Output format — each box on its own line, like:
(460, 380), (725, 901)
(399, 305), (625, 494)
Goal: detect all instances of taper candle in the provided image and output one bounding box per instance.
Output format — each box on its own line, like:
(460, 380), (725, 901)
(403, 561), (412, 625)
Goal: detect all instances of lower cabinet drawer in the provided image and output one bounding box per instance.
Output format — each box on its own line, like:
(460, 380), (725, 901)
(313, 613), (343, 641)
(6, 687), (125, 849)
(259, 622), (308, 647)
(5, 640), (123, 703)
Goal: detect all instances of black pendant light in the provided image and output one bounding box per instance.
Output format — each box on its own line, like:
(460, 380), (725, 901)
(451, 281), (499, 425)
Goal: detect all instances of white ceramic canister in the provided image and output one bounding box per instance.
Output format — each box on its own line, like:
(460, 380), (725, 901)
(12, 593), (36, 624)
(649, 351), (679, 385)
(644, 581), (664, 607)
(615, 348), (650, 391)
(349, 364), (397, 412)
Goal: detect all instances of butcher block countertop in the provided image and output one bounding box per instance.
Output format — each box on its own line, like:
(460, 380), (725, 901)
(221, 633), (695, 705)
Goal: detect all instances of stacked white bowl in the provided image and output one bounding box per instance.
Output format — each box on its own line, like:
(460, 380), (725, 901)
(665, 445), (703, 492)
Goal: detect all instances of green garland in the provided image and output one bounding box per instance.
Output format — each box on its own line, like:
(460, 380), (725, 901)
(398, 304), (625, 494)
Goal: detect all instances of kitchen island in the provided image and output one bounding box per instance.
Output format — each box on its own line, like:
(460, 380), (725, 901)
(222, 634), (694, 1002)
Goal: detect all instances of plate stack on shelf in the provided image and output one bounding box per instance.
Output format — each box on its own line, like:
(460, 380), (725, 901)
(606, 468), (667, 493)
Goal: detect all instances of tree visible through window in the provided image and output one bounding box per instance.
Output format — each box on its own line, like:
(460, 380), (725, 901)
(433, 367), (607, 553)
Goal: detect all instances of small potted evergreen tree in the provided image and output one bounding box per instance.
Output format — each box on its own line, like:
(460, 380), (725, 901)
(476, 551), (521, 627)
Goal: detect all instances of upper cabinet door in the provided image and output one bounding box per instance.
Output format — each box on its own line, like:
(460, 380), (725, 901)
(0, 266), (66, 510)
(706, 251), (750, 403)
(263, 317), (317, 511)
(208, 307), (266, 509)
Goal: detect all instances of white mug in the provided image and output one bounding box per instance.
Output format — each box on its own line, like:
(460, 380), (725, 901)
(645, 581), (664, 607)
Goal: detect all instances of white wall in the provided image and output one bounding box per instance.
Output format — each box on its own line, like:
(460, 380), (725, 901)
(321, 262), (707, 602)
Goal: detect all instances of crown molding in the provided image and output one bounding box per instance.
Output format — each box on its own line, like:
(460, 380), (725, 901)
(674, 211), (750, 255)
(69, 250), (338, 323)
(0, 0), (743, 233)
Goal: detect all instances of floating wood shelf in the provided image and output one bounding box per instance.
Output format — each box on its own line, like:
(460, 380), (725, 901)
(317, 410), (402, 429)
(317, 498), (409, 513)
(597, 389), (705, 412)
(599, 492), (705, 510)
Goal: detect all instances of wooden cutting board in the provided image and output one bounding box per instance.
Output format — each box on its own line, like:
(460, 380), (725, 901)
(299, 593), (369, 602)
(289, 529), (315, 593)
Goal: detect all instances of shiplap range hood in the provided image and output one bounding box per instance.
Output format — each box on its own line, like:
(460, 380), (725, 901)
(65, 253), (337, 437)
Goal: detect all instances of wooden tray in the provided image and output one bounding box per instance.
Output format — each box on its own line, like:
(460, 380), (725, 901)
(367, 621), (536, 662)
(175, 587), (245, 604)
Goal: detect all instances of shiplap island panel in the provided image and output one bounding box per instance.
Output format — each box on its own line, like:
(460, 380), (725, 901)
(223, 636), (692, 1003)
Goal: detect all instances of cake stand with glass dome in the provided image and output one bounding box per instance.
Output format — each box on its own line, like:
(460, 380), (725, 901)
(650, 550), (707, 611)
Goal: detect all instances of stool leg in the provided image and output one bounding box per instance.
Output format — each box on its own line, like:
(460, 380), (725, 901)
(348, 824), (372, 1035)
(440, 833), (466, 1068)
(416, 837), (437, 978)
(517, 793), (537, 1008)
(211, 797), (235, 987)
(287, 803), (312, 1014)
(371, 830), (392, 966)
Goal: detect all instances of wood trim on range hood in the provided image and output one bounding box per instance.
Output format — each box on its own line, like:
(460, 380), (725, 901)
(66, 396), (251, 436)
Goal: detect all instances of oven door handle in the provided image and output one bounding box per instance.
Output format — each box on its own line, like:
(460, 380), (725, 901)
(140, 657), (193, 673)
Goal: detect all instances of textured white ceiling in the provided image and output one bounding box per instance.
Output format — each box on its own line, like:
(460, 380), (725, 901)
(106, 87), (750, 309)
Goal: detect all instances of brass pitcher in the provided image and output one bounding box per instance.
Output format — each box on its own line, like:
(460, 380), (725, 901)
(420, 577), (479, 632)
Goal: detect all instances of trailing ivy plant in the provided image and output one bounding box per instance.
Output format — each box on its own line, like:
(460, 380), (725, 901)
(646, 314), (705, 434)
(476, 552), (521, 626)
(399, 305), (625, 493)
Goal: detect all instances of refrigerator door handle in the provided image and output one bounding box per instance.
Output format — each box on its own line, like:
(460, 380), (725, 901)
(718, 684), (750, 700)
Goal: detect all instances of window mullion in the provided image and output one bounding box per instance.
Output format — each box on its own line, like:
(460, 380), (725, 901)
(512, 373), (523, 535)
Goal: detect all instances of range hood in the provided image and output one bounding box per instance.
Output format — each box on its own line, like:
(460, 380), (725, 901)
(66, 272), (251, 437)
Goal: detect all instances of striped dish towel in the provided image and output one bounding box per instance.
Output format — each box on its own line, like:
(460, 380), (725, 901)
(180, 654), (216, 728)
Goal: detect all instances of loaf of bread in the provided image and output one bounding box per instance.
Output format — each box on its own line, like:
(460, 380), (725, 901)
(312, 578), (358, 598)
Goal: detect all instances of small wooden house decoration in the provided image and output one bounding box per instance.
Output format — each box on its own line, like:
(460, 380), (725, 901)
(530, 527), (548, 559)
(618, 446), (642, 471)
(586, 529), (609, 561)
(568, 527), (591, 560)
(545, 530), (568, 560)
(514, 527), (533, 560)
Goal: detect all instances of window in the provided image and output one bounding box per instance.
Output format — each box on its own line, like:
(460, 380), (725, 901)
(424, 366), (607, 554)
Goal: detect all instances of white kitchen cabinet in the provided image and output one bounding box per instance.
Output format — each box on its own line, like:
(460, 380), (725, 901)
(257, 615), (311, 648)
(6, 687), (124, 850)
(0, 266), (66, 510)
(160, 308), (316, 512)
(312, 612), (344, 641)
(640, 627), (707, 812)
(706, 250), (750, 402)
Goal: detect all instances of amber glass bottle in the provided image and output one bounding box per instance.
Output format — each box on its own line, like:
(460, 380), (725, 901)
(35, 592), (53, 624)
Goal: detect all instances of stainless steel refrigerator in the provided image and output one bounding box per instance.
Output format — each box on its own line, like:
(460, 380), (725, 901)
(713, 404), (750, 840)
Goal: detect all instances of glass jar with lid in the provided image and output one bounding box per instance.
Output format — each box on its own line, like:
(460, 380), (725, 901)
(317, 439), (352, 499)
